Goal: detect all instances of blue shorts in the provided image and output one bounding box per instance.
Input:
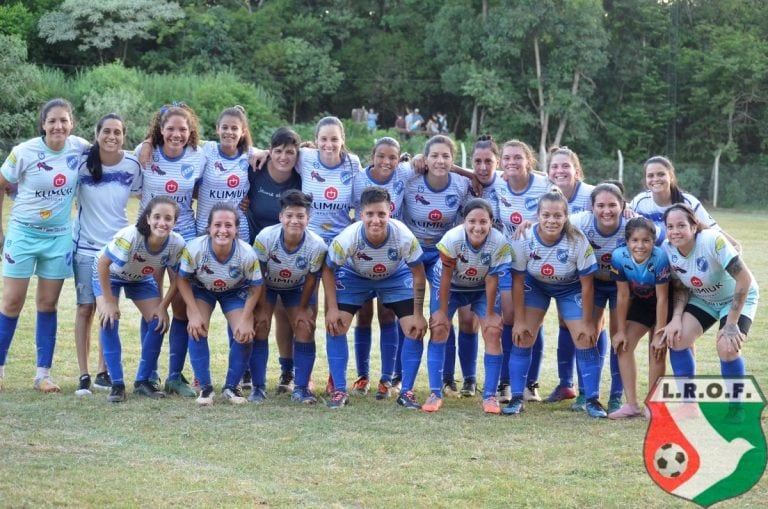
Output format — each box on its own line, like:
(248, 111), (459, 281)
(92, 275), (160, 301)
(422, 249), (440, 286)
(192, 285), (253, 314)
(429, 287), (501, 318)
(2, 223), (73, 279)
(593, 279), (617, 310)
(523, 275), (585, 321)
(74, 252), (97, 305)
(335, 264), (414, 307)
(265, 286), (317, 308)
(498, 269), (513, 291)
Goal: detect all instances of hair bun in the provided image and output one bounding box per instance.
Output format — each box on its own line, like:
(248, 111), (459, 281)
(233, 105), (246, 114)
(477, 134), (493, 142)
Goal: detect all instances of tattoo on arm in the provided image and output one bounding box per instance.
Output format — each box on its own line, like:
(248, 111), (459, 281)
(414, 283), (425, 310)
(726, 256), (744, 279)
(731, 287), (747, 311)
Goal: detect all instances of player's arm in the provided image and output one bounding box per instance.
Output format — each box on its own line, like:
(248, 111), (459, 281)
(718, 256), (754, 352)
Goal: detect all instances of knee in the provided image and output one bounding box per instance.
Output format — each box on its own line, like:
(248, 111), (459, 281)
(77, 303), (96, 319)
(716, 341), (740, 361)
(356, 306), (374, 326)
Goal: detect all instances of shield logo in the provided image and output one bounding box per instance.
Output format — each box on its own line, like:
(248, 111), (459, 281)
(556, 248), (568, 264)
(445, 194), (459, 208)
(644, 376), (766, 507)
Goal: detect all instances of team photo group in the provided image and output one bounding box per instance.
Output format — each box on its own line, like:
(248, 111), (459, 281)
(0, 98), (759, 419)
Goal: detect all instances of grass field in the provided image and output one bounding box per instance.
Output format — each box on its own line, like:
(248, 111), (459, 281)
(0, 208), (766, 508)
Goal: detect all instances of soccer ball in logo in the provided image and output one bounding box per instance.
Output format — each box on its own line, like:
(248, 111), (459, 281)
(654, 443), (688, 478)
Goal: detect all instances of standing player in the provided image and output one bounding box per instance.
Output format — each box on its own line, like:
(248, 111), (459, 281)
(0, 98), (89, 392)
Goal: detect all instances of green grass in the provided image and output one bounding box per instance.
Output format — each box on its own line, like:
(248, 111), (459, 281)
(0, 209), (766, 508)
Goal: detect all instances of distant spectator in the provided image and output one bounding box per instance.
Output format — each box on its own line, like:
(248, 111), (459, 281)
(404, 108), (414, 131)
(410, 108), (424, 131)
(437, 112), (448, 133)
(395, 115), (406, 131)
(367, 108), (378, 132)
(426, 115), (439, 134)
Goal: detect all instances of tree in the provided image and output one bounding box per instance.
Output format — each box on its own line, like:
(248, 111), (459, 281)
(0, 35), (43, 147)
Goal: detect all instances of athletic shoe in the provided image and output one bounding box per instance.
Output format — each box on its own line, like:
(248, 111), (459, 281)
(133, 380), (166, 399)
(93, 371), (112, 390)
(196, 384), (214, 406)
(585, 398), (608, 418)
(190, 375), (201, 392)
(391, 374), (402, 393)
(350, 376), (370, 396)
(148, 375), (161, 392)
(570, 394), (586, 412)
(34, 376), (61, 393)
(442, 380), (460, 398)
(277, 370), (295, 395)
(325, 374), (335, 396)
(375, 381), (393, 400)
(502, 396), (525, 415)
(241, 370), (253, 391)
(107, 384), (126, 403)
(482, 396), (502, 415)
(222, 385), (247, 405)
(544, 385), (577, 403)
(496, 382), (512, 404)
(607, 403), (642, 420)
(607, 397), (622, 414)
(460, 379), (477, 397)
(327, 390), (349, 409)
(75, 374), (92, 397)
(164, 377), (196, 398)
(248, 386), (268, 404)
(422, 392), (443, 412)
(291, 386), (317, 404)
(524, 382), (542, 402)
(396, 390), (421, 410)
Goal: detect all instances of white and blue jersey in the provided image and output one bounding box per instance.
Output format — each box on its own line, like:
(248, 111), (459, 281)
(1, 135), (88, 234)
(253, 223), (327, 290)
(402, 174), (470, 249)
(434, 225), (512, 291)
(352, 163), (414, 220)
(178, 236), (262, 293)
(571, 212), (627, 282)
(556, 180), (593, 214)
(610, 246), (671, 300)
(511, 226), (597, 288)
(137, 145), (205, 241)
(100, 225), (186, 282)
(195, 141), (251, 240)
(73, 153), (142, 256)
(495, 172), (550, 235)
(630, 191), (718, 245)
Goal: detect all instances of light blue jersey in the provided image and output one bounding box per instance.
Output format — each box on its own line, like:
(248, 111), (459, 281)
(610, 246), (671, 300)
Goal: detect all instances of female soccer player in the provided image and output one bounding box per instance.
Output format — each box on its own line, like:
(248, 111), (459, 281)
(176, 203), (263, 406)
(0, 98), (89, 392)
(504, 188), (606, 418)
(73, 113), (142, 396)
(426, 198), (511, 414)
(322, 187), (427, 409)
(608, 217), (670, 419)
(659, 204), (758, 380)
(94, 197), (186, 402)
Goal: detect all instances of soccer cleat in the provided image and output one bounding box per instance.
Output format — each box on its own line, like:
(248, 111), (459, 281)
(375, 381), (393, 400)
(585, 398), (608, 418)
(327, 390), (349, 409)
(422, 392), (443, 412)
(460, 379), (477, 397)
(277, 370), (295, 395)
(164, 377), (196, 398)
(607, 397), (622, 414)
(107, 384), (127, 403)
(34, 376), (61, 393)
(482, 396), (502, 415)
(391, 374), (402, 393)
(350, 376), (370, 396)
(496, 382), (512, 404)
(291, 386), (317, 404)
(396, 390), (421, 410)
(607, 403), (642, 420)
(248, 386), (268, 404)
(93, 371), (112, 390)
(570, 394), (586, 412)
(240, 370), (253, 391)
(133, 380), (166, 399)
(222, 385), (247, 405)
(524, 382), (542, 402)
(325, 374), (335, 396)
(148, 374), (161, 392)
(75, 374), (92, 397)
(544, 385), (577, 403)
(442, 379), (460, 398)
(502, 396), (525, 415)
(196, 385), (215, 406)
(190, 375), (201, 392)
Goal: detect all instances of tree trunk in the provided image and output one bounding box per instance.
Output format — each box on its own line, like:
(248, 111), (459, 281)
(470, 100), (479, 137)
(534, 34), (548, 171)
(553, 69), (581, 146)
(292, 100), (297, 124)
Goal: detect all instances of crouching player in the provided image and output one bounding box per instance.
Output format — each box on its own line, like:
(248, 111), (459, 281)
(322, 186), (428, 409)
(252, 190), (327, 404)
(427, 198), (511, 414)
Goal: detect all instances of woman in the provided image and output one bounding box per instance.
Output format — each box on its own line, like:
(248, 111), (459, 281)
(94, 196), (186, 402)
(0, 98), (89, 392)
(73, 113), (142, 396)
(177, 203), (263, 406)
(426, 198), (510, 414)
(504, 188), (606, 418)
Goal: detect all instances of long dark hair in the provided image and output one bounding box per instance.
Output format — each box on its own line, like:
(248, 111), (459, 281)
(85, 113), (124, 183)
(136, 196), (179, 239)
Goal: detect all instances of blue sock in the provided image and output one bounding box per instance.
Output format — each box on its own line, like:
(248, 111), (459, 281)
(670, 348), (696, 377)
(576, 347), (603, 400)
(354, 326), (372, 378)
(100, 319), (123, 384)
(326, 333), (349, 392)
(400, 337), (423, 392)
(294, 341), (316, 388)
(458, 331), (478, 382)
(140, 318), (159, 381)
(443, 326), (456, 382)
(379, 322), (398, 382)
(167, 318), (189, 381)
(0, 312), (19, 365)
(509, 345), (532, 397)
(608, 335), (624, 399)
(595, 329), (608, 397)
(557, 326), (575, 388)
(500, 325), (512, 384)
(720, 357), (746, 377)
(483, 353), (503, 398)
(227, 324), (234, 347)
(249, 339), (269, 387)
(225, 341), (252, 388)
(427, 341), (446, 395)
(36, 311), (57, 368)
(278, 356), (294, 375)
(393, 321), (404, 378)
(527, 326), (544, 386)
(188, 336), (211, 387)
(137, 318), (163, 382)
